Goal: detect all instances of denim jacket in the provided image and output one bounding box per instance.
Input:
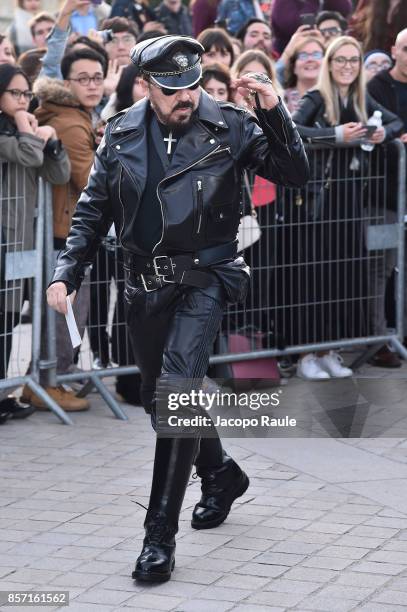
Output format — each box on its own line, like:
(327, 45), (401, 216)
(216, 0), (257, 35)
(39, 24), (69, 80)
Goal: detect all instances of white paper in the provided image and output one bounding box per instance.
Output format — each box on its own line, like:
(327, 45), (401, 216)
(65, 296), (82, 349)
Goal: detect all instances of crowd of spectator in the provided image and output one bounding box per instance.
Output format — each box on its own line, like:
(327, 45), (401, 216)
(0, 0), (407, 421)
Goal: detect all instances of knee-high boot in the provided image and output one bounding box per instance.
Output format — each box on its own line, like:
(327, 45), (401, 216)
(132, 435), (198, 582)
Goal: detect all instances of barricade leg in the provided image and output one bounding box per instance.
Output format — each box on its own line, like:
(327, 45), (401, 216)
(90, 374), (128, 420)
(24, 379), (74, 425)
(30, 180), (74, 424)
(389, 337), (407, 360)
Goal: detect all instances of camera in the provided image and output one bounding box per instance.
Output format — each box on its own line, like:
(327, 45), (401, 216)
(99, 29), (113, 44)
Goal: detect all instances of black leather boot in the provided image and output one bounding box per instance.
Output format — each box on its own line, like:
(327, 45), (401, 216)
(191, 454), (249, 530)
(132, 436), (198, 583)
(132, 511), (176, 582)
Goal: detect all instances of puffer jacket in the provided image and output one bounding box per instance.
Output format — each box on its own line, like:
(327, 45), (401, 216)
(51, 89), (309, 291)
(34, 77), (97, 239)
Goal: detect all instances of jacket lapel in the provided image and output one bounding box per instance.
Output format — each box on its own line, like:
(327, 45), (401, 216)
(166, 90), (229, 178)
(108, 92), (230, 188)
(109, 99), (149, 196)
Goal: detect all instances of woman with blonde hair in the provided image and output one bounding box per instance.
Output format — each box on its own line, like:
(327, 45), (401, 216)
(283, 36), (324, 113)
(296, 36), (373, 144)
(278, 36), (403, 380)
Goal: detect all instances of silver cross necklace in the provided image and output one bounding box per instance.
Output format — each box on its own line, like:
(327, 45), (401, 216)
(163, 132), (177, 155)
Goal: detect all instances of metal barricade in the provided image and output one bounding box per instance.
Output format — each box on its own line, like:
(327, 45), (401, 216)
(0, 165), (73, 422)
(40, 184), (129, 423)
(37, 141), (407, 424)
(217, 141), (407, 366)
(70, 233), (135, 417)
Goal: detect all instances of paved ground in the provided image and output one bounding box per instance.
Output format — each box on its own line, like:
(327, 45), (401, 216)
(1, 354), (407, 612)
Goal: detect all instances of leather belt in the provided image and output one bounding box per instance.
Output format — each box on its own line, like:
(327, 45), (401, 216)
(138, 269), (213, 291)
(124, 241), (237, 292)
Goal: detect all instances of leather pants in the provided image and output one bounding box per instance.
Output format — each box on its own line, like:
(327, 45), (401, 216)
(125, 278), (226, 468)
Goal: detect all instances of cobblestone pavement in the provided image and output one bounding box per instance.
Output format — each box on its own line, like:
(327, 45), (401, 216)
(1, 360), (407, 612)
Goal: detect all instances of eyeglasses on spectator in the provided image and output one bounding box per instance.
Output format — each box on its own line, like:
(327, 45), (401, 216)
(67, 75), (104, 86)
(319, 27), (343, 38)
(5, 89), (34, 101)
(365, 60), (392, 72)
(106, 35), (136, 46)
(297, 51), (324, 61)
(331, 56), (360, 67)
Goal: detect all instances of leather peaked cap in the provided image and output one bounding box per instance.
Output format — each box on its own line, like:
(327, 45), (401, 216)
(130, 35), (204, 90)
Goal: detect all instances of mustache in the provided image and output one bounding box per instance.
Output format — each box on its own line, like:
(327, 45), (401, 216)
(173, 102), (194, 111)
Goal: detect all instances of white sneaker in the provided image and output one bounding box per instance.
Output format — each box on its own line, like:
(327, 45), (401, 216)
(297, 354), (331, 380)
(318, 351), (352, 378)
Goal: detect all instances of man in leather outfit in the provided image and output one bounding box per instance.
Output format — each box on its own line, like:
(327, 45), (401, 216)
(47, 35), (309, 583)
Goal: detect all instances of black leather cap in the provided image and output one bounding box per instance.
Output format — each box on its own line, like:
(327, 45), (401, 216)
(130, 35), (204, 90)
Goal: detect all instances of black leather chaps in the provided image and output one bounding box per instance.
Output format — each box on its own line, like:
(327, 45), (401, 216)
(125, 276), (227, 468)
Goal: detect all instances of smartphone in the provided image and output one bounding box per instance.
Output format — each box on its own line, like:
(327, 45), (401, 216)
(299, 13), (316, 28)
(361, 125), (378, 137)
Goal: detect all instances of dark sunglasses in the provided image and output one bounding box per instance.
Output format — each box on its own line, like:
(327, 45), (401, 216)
(157, 82), (200, 96)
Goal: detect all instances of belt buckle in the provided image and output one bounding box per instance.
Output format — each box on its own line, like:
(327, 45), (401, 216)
(153, 255), (176, 284)
(140, 274), (161, 292)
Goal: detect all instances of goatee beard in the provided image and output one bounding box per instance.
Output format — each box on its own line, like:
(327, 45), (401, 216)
(165, 115), (195, 134)
(153, 105), (196, 134)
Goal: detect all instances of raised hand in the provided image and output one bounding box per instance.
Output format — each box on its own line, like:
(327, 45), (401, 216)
(234, 72), (280, 111)
(104, 59), (125, 97)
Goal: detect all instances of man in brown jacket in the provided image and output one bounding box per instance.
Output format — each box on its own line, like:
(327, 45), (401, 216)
(24, 47), (105, 411)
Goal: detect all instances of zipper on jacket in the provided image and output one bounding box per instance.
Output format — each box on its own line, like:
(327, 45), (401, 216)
(277, 104), (290, 145)
(118, 166), (125, 243)
(152, 144), (231, 252)
(196, 180), (203, 234)
(117, 163), (142, 244)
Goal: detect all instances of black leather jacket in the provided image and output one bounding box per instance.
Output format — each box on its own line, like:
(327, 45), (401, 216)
(51, 89), (309, 290)
(292, 89), (403, 144)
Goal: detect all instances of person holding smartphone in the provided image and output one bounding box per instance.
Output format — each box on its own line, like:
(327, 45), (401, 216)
(283, 36), (403, 381)
(271, 0), (353, 56)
